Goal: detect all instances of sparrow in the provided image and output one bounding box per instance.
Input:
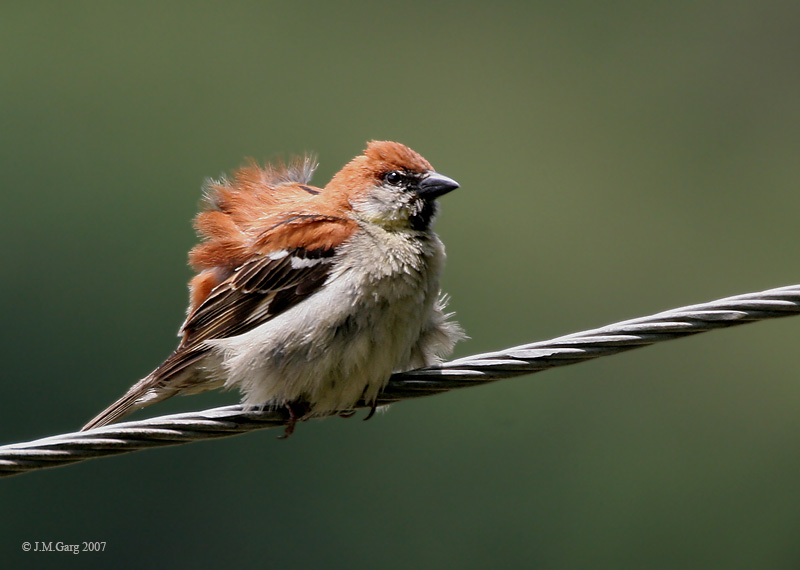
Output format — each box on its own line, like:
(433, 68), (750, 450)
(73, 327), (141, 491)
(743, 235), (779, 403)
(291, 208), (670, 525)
(82, 141), (464, 435)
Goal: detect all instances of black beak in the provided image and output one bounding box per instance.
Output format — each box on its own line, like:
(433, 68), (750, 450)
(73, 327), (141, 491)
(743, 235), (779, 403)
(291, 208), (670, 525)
(417, 171), (459, 200)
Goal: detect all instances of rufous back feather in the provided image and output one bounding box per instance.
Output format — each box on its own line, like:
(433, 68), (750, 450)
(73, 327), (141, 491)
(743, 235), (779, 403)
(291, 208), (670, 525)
(187, 155), (359, 312)
(190, 157), (320, 271)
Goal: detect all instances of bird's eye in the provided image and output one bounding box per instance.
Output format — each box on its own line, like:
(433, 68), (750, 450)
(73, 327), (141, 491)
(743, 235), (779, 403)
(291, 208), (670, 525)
(384, 171), (404, 186)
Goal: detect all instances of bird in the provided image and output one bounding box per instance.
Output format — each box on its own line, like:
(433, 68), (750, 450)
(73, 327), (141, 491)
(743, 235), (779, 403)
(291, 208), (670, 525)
(82, 141), (465, 436)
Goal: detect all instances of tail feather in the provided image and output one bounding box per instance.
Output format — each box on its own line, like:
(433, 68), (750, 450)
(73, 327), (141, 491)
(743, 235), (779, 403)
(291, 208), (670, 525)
(81, 375), (161, 431)
(81, 343), (216, 431)
(81, 348), (214, 431)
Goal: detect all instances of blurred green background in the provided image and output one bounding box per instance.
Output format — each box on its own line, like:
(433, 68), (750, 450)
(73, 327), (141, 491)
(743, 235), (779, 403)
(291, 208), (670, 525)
(2, 1), (799, 568)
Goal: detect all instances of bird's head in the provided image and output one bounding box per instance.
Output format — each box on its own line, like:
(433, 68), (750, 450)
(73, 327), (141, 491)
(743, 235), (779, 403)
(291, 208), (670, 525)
(326, 140), (459, 231)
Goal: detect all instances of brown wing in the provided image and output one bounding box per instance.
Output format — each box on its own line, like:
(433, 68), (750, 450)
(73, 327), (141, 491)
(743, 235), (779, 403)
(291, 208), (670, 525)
(180, 246), (336, 346)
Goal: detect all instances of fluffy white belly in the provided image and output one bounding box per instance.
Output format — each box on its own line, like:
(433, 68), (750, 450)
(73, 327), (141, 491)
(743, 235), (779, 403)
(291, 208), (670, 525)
(205, 230), (452, 413)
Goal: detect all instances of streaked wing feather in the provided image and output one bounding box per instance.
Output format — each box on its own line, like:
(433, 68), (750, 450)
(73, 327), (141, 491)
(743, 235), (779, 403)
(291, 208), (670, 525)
(179, 248), (336, 347)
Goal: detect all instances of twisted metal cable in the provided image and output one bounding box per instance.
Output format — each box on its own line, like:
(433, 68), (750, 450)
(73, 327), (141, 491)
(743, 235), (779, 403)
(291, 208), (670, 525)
(2, 284), (799, 478)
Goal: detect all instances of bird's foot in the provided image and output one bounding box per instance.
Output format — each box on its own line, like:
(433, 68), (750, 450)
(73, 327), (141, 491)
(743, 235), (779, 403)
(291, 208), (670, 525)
(278, 401), (311, 439)
(363, 400), (379, 421)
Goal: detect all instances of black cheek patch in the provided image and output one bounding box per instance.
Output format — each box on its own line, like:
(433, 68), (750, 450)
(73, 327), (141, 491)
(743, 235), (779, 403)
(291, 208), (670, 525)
(409, 199), (437, 231)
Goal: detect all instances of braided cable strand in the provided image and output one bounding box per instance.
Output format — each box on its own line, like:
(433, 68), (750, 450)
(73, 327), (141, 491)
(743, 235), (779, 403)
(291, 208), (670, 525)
(380, 284), (800, 399)
(2, 284), (799, 478)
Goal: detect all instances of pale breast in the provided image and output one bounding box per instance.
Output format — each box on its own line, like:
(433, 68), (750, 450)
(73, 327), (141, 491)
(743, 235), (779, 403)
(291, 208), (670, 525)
(207, 227), (447, 413)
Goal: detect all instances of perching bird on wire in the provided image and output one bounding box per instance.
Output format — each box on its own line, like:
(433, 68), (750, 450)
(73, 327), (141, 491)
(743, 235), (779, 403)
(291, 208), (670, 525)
(82, 141), (465, 436)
